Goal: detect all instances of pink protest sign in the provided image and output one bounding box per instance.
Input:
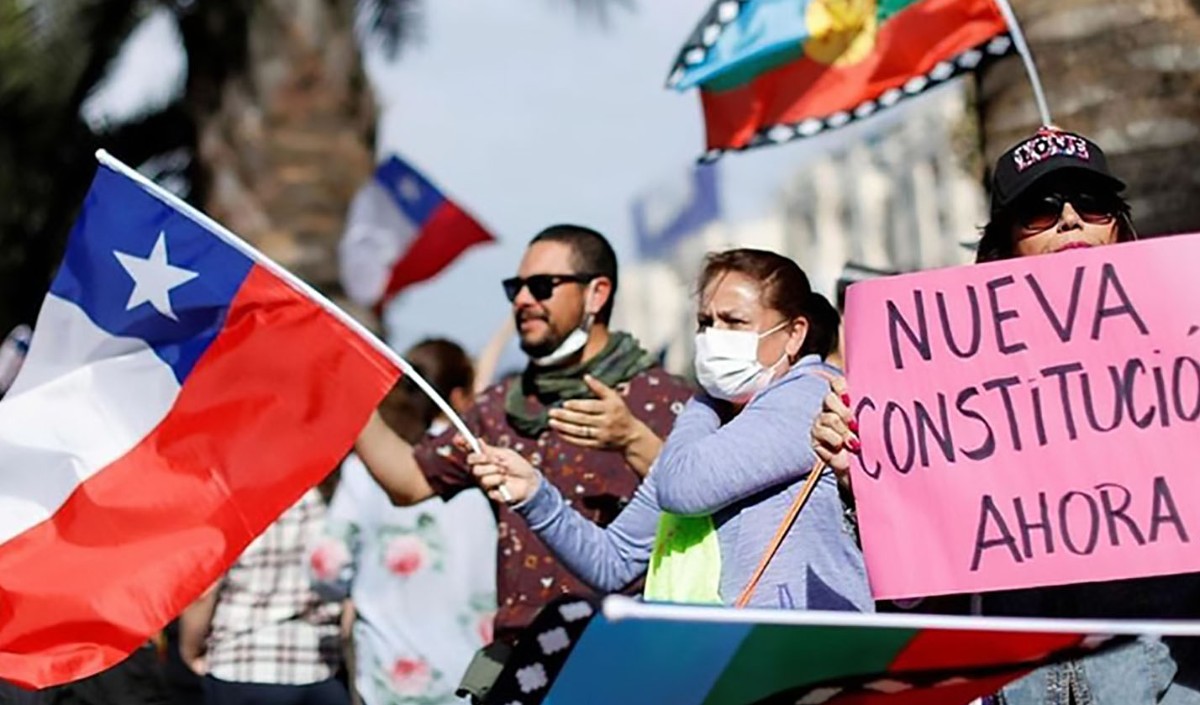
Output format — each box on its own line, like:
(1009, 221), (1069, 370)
(845, 234), (1200, 600)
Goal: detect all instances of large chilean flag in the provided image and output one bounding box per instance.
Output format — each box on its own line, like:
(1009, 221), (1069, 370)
(0, 154), (401, 688)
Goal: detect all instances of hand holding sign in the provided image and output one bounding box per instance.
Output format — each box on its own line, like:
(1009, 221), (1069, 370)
(811, 377), (860, 489)
(846, 235), (1200, 600)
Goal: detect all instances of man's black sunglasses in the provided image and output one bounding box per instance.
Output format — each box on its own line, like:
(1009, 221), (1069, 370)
(502, 273), (598, 302)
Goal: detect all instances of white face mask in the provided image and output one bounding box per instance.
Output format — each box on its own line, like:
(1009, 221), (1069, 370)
(531, 282), (596, 368)
(694, 321), (789, 402)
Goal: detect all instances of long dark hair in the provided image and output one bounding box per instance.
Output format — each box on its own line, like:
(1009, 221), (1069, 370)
(697, 248), (839, 359)
(379, 338), (475, 443)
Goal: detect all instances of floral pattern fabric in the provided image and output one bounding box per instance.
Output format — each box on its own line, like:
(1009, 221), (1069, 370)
(310, 454), (497, 705)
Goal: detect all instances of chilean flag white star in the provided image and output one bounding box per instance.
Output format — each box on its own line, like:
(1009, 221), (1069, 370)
(113, 232), (198, 321)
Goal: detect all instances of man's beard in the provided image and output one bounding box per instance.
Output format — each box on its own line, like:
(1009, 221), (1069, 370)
(516, 311), (580, 359)
(519, 331), (562, 359)
(518, 311), (564, 357)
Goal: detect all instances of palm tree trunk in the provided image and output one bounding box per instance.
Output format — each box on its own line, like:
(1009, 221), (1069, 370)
(977, 0), (1200, 236)
(182, 0), (375, 295)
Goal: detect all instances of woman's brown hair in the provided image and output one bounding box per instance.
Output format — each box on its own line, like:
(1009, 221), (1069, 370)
(697, 248), (838, 358)
(379, 338), (475, 444)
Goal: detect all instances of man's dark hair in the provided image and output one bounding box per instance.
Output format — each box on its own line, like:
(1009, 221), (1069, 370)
(530, 224), (618, 325)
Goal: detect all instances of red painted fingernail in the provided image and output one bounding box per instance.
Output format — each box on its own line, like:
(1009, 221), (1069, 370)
(848, 418), (859, 433)
(840, 393), (852, 407)
(847, 438), (862, 454)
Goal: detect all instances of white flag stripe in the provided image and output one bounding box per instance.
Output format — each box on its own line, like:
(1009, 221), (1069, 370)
(338, 181), (417, 307)
(0, 295), (179, 543)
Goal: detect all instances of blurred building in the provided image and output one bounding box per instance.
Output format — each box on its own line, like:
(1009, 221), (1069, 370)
(616, 82), (987, 377)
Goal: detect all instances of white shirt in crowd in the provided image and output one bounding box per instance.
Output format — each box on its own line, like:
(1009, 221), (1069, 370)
(311, 422), (498, 705)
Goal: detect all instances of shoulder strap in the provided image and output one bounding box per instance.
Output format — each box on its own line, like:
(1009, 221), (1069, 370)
(734, 459), (827, 608)
(735, 368), (839, 608)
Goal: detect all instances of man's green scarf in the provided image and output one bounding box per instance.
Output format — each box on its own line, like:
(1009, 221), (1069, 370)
(504, 331), (656, 437)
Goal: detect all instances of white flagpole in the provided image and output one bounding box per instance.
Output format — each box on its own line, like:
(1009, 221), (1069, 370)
(602, 595), (1200, 636)
(991, 0), (1053, 127)
(93, 150), (486, 458)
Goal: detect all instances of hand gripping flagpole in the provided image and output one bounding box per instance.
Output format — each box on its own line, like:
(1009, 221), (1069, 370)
(93, 150), (492, 467)
(991, 0), (1053, 127)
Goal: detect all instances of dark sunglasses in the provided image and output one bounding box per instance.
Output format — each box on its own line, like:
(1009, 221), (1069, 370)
(502, 273), (597, 302)
(1015, 191), (1118, 233)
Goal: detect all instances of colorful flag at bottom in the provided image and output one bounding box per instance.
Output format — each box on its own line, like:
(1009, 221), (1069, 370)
(0, 154), (402, 688)
(480, 596), (1183, 705)
(668, 0), (1016, 158)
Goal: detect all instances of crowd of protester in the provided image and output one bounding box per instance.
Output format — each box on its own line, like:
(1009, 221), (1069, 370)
(2, 126), (1197, 705)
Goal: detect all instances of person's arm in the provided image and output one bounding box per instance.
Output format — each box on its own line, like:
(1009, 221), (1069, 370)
(515, 473), (660, 592)
(178, 582), (220, 674)
(470, 444), (658, 591)
(620, 421), (663, 478)
(354, 410), (437, 506)
(655, 371), (830, 516)
(340, 599), (356, 643)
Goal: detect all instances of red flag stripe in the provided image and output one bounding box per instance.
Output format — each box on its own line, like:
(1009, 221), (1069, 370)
(381, 200), (495, 301)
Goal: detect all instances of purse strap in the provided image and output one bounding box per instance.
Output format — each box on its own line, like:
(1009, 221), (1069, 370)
(734, 460), (827, 608)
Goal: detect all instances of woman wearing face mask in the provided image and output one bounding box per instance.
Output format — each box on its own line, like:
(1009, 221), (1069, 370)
(813, 127), (1200, 705)
(468, 248), (873, 612)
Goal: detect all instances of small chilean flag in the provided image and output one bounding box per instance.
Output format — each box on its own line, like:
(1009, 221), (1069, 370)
(339, 155), (495, 309)
(0, 153), (403, 688)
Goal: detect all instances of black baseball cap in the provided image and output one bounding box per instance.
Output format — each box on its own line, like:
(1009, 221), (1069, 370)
(990, 127), (1125, 209)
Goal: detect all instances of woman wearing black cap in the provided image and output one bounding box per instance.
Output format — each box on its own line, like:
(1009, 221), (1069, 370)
(975, 127), (1136, 262)
(811, 127), (1200, 705)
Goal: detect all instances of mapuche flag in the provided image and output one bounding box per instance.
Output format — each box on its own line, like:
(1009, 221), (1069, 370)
(668, 0), (1016, 158)
(482, 596), (1151, 705)
(0, 153), (403, 688)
